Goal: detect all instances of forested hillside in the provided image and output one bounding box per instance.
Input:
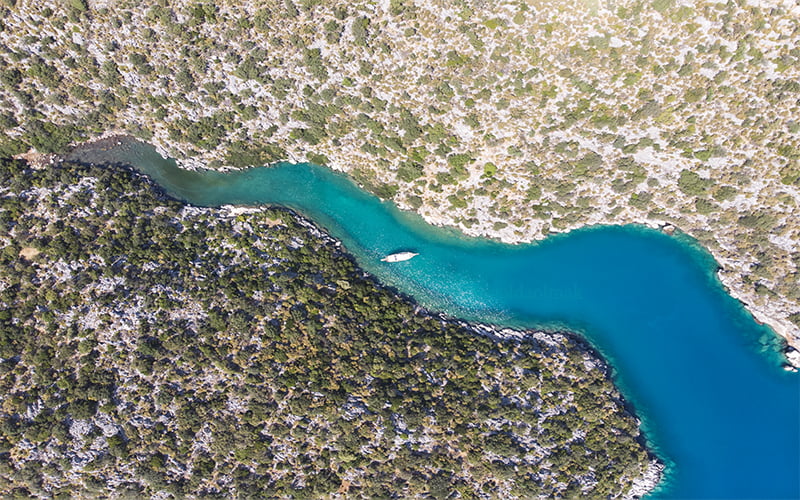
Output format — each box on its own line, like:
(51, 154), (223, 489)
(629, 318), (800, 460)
(0, 157), (656, 498)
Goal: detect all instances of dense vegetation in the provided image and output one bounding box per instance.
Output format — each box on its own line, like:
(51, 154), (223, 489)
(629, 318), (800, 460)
(0, 157), (655, 497)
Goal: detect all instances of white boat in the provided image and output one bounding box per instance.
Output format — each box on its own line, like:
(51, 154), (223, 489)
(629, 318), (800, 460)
(381, 251), (419, 262)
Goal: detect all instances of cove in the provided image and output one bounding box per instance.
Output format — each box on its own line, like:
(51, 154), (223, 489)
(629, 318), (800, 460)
(68, 141), (800, 499)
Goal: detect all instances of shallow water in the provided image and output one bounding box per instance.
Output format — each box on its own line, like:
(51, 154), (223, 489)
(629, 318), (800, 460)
(69, 141), (800, 499)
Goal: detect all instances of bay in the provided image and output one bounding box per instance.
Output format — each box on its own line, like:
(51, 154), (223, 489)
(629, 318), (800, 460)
(68, 140), (800, 499)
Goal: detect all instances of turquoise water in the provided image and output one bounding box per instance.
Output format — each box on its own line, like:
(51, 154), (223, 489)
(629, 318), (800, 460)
(70, 142), (800, 499)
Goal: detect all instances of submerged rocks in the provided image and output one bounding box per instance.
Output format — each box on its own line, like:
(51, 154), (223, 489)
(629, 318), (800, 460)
(783, 347), (800, 370)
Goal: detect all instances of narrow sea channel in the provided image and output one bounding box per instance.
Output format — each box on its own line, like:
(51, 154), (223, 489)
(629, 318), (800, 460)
(68, 141), (800, 499)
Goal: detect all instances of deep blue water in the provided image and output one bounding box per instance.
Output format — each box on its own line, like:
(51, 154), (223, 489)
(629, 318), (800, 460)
(70, 141), (800, 499)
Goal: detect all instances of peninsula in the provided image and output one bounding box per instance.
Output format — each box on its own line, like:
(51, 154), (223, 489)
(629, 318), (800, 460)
(0, 157), (660, 497)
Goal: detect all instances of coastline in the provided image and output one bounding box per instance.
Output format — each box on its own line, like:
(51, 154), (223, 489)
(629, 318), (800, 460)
(0, 1), (795, 495)
(213, 204), (665, 498)
(2, 0), (797, 374)
(441, 313), (667, 498)
(246, 189), (667, 499)
(56, 134), (800, 370)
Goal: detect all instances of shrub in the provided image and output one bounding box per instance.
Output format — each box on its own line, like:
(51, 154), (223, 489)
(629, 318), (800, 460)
(629, 191), (653, 209)
(694, 149), (712, 161)
(225, 142), (286, 168)
(307, 152), (328, 166)
(738, 213), (777, 232)
(448, 194), (467, 209)
(396, 162), (423, 182)
(447, 153), (473, 169)
(352, 17), (369, 46)
(677, 169), (713, 196)
(302, 48), (328, 81)
(372, 182), (398, 199)
(69, 0), (88, 12)
(695, 198), (717, 215)
(0, 68), (22, 89)
(25, 120), (80, 153)
(0, 139), (27, 158)
(100, 61), (121, 87)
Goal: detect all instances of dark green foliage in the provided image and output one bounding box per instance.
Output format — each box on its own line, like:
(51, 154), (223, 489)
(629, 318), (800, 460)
(175, 68), (194, 91)
(695, 198), (717, 215)
(302, 48), (328, 81)
(26, 57), (61, 88)
(396, 161), (424, 182)
(188, 2), (217, 24)
(693, 149), (712, 161)
(289, 126), (325, 145)
(398, 110), (422, 144)
(372, 182), (399, 199)
(100, 60), (121, 87)
(575, 152), (603, 174)
(448, 193), (468, 208)
(0, 68), (22, 89)
(128, 52), (153, 75)
(738, 212), (777, 232)
(323, 20), (342, 44)
(447, 153), (473, 169)
(352, 16), (369, 46)
(224, 141), (286, 168)
(0, 138), (27, 157)
(252, 8), (272, 31)
(633, 100), (661, 120)
(168, 113), (235, 149)
(234, 55), (268, 83)
(24, 120), (80, 153)
(307, 152), (328, 165)
(68, 0), (88, 12)
(284, 0), (299, 17)
(677, 169), (713, 196)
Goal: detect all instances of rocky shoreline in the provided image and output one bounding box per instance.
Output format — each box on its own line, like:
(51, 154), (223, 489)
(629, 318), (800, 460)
(445, 316), (667, 498)
(625, 460), (667, 500)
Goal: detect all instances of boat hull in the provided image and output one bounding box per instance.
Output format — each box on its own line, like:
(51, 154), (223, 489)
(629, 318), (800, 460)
(381, 252), (418, 262)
